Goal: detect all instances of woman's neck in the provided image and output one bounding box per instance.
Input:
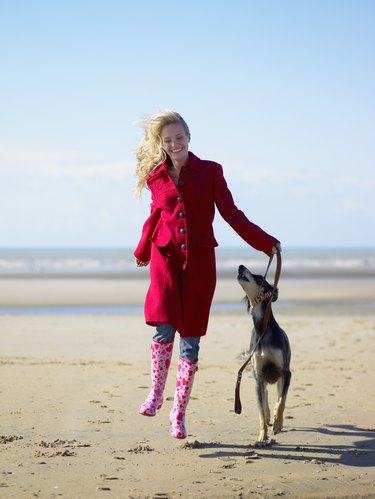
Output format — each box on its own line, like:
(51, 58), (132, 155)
(171, 161), (182, 173)
(170, 152), (189, 172)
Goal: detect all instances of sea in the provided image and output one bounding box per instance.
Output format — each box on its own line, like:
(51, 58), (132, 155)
(0, 247), (374, 315)
(0, 246), (374, 278)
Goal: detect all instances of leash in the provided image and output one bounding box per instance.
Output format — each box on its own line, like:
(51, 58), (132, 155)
(234, 250), (282, 415)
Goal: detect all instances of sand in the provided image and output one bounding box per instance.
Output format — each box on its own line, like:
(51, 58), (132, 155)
(0, 277), (374, 498)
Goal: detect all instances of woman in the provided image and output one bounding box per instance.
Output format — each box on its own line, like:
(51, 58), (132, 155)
(134, 109), (280, 439)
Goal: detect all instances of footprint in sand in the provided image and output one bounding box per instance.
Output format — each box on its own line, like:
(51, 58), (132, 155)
(128, 444), (154, 454)
(34, 439), (91, 459)
(0, 435), (23, 444)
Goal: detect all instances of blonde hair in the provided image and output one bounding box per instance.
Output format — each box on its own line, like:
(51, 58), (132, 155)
(134, 109), (190, 196)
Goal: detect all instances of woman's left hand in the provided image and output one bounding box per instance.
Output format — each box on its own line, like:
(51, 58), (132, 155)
(271, 243), (282, 254)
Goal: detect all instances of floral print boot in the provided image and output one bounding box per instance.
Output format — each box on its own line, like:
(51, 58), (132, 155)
(139, 340), (174, 416)
(169, 357), (198, 439)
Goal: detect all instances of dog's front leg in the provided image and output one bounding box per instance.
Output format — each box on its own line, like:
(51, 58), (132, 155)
(273, 370), (291, 435)
(255, 379), (268, 444)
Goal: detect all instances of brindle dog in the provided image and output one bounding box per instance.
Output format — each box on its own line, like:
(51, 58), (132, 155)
(237, 264), (291, 444)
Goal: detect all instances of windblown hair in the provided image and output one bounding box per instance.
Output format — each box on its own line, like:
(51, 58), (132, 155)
(134, 109), (190, 196)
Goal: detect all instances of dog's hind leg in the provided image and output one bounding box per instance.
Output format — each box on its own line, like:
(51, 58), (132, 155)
(272, 370), (291, 435)
(255, 380), (269, 444)
(265, 387), (271, 425)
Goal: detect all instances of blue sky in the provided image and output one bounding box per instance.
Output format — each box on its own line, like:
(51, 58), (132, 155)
(1, 0), (374, 248)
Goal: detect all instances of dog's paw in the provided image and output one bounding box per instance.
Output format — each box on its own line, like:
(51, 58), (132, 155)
(272, 418), (283, 435)
(256, 428), (268, 446)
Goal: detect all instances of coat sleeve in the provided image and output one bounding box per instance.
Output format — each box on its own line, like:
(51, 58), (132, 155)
(213, 164), (279, 256)
(134, 192), (161, 262)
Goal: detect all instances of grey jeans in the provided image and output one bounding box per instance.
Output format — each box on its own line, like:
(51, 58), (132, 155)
(153, 323), (200, 363)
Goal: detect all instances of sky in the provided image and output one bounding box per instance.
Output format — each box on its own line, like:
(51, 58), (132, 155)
(1, 0), (374, 248)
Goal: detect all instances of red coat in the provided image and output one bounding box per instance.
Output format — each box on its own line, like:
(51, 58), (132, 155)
(134, 152), (279, 337)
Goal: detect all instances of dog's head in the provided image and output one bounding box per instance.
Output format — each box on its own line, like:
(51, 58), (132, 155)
(237, 264), (278, 310)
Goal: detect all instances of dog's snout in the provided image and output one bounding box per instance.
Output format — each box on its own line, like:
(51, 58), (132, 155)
(237, 264), (249, 282)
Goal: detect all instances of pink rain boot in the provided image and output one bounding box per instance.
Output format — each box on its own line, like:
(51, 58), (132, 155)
(139, 340), (174, 417)
(169, 357), (197, 439)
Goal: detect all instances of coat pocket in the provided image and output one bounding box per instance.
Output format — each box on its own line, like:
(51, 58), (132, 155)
(150, 223), (171, 248)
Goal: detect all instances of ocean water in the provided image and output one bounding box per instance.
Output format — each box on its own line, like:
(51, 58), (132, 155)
(0, 247), (374, 315)
(0, 246), (374, 278)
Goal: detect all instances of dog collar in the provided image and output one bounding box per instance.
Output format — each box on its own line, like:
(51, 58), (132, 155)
(250, 291), (273, 307)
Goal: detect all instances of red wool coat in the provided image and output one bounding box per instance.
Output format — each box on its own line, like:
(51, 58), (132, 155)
(134, 152), (279, 337)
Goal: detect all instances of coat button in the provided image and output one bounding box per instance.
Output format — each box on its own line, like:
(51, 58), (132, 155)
(181, 244), (187, 250)
(179, 228), (185, 234)
(177, 197), (182, 203)
(178, 212), (185, 218)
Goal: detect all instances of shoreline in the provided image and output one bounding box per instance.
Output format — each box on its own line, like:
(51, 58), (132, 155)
(1, 275), (374, 309)
(1, 300), (375, 316)
(1, 268), (375, 279)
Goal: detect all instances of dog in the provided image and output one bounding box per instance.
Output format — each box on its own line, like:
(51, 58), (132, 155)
(237, 264), (291, 444)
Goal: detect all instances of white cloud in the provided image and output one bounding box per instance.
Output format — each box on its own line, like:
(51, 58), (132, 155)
(229, 160), (375, 200)
(0, 140), (134, 178)
(1, 140), (373, 247)
(0, 139), (144, 246)
(340, 175), (375, 190)
(32, 162), (131, 179)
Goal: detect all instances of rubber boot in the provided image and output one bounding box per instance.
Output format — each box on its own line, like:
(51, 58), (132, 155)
(139, 340), (174, 416)
(169, 357), (197, 439)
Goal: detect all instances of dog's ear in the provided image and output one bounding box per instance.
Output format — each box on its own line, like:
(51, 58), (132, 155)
(272, 287), (279, 302)
(241, 295), (251, 312)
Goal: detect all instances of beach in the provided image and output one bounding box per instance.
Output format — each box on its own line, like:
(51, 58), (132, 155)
(0, 275), (374, 498)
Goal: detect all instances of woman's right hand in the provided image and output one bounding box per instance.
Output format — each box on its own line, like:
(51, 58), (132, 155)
(135, 257), (149, 267)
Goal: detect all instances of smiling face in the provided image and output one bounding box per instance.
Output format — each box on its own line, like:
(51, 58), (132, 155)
(161, 122), (190, 167)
